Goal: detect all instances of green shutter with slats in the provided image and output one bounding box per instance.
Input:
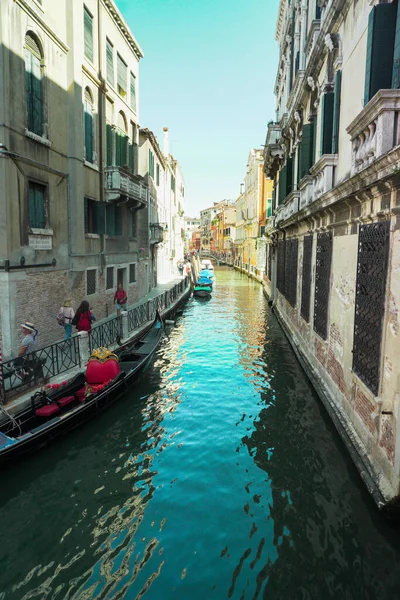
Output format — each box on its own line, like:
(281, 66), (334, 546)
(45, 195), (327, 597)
(278, 165), (287, 205)
(116, 131), (127, 167)
(117, 54), (127, 95)
(84, 197), (88, 233)
(31, 55), (42, 135)
(84, 7), (93, 62)
(320, 93), (334, 156)
(106, 39), (114, 86)
(29, 183), (45, 229)
(364, 3), (397, 105)
(84, 105), (93, 162)
(106, 124), (112, 166)
(93, 201), (105, 234)
(332, 71), (342, 154)
(130, 72), (136, 111)
(128, 143), (134, 171)
(299, 122), (314, 180)
(286, 156), (293, 195)
(392, 1), (400, 88)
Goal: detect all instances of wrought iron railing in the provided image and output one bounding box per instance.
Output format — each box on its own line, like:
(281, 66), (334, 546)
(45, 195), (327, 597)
(1, 336), (81, 397)
(127, 303), (148, 333)
(89, 317), (122, 352)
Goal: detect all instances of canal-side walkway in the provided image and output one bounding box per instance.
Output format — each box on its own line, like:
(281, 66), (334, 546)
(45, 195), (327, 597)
(1, 276), (190, 415)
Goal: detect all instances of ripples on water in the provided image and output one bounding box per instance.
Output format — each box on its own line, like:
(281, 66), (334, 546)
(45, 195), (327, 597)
(1, 268), (400, 600)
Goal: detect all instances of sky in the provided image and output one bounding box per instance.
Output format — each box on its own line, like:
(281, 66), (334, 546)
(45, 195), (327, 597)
(116, 0), (280, 217)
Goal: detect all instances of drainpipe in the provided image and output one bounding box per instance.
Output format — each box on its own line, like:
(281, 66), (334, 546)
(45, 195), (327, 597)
(97, 0), (106, 275)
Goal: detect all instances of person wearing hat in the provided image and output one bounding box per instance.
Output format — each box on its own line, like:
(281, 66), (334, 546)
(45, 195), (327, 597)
(14, 322), (39, 380)
(57, 299), (75, 340)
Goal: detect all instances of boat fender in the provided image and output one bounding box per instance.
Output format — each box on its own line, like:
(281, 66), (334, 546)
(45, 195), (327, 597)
(165, 320), (175, 325)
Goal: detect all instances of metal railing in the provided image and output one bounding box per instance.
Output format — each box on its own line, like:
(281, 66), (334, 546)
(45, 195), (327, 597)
(89, 316), (123, 352)
(1, 336), (81, 397)
(128, 302), (148, 333)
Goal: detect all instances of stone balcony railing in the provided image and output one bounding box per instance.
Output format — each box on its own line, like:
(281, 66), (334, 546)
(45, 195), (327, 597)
(105, 166), (148, 207)
(149, 223), (165, 244)
(275, 191), (300, 225)
(346, 90), (400, 177)
(309, 154), (338, 201)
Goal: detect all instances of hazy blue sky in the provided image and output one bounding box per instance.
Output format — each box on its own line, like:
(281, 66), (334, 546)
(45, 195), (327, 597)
(116, 0), (280, 216)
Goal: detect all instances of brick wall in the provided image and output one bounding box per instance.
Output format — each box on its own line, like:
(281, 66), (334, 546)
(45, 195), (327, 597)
(355, 387), (376, 435)
(379, 414), (396, 466)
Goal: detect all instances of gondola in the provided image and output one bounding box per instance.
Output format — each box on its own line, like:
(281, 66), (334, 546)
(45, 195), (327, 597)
(0, 312), (164, 466)
(193, 285), (212, 298)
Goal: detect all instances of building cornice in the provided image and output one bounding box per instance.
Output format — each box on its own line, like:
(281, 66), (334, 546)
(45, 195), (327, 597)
(14, 0), (69, 54)
(102, 0), (144, 60)
(139, 128), (166, 168)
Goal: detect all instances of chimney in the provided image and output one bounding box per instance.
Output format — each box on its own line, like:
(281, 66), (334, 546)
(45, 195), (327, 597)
(163, 127), (169, 157)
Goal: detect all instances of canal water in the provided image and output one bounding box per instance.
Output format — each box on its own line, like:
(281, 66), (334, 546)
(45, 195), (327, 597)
(1, 268), (400, 600)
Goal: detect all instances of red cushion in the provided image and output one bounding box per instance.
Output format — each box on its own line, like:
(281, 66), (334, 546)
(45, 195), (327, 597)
(36, 404), (60, 417)
(58, 395), (75, 407)
(75, 388), (86, 402)
(86, 359), (120, 385)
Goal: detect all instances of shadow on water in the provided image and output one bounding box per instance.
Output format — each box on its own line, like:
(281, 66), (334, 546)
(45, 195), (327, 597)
(0, 268), (400, 600)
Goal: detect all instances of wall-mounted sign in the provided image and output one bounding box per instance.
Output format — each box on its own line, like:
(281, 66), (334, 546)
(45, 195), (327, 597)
(28, 235), (52, 250)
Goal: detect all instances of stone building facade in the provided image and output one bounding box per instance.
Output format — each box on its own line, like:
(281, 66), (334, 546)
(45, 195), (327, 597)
(0, 0), (184, 357)
(264, 0), (400, 502)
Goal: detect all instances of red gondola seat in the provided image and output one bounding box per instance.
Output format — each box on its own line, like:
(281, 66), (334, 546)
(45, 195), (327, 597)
(35, 404), (60, 417)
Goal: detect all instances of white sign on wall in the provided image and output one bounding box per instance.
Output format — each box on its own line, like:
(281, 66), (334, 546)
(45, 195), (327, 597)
(28, 235), (52, 250)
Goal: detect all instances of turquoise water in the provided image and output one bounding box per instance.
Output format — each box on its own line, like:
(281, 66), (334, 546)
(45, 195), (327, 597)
(1, 268), (400, 600)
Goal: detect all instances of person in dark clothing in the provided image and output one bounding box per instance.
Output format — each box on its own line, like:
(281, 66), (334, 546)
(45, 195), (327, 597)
(73, 301), (96, 333)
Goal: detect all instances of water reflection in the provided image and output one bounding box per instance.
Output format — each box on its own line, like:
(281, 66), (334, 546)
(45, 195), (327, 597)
(0, 268), (400, 600)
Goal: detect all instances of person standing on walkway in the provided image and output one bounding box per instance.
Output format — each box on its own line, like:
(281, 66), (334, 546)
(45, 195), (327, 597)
(14, 322), (38, 379)
(57, 299), (75, 340)
(114, 283), (127, 316)
(73, 301), (96, 333)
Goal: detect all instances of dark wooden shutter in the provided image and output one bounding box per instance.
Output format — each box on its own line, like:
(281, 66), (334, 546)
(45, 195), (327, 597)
(320, 93), (334, 156)
(332, 71), (342, 154)
(364, 3), (397, 105)
(106, 123), (112, 166)
(299, 123), (314, 180)
(392, 1), (400, 88)
(25, 49), (33, 131)
(84, 103), (93, 162)
(29, 183), (45, 228)
(130, 72), (136, 111)
(93, 201), (105, 234)
(84, 197), (89, 233)
(84, 6), (93, 62)
(25, 35), (42, 135)
(286, 156), (293, 194)
(128, 143), (134, 171)
(106, 39), (114, 86)
(278, 165), (287, 205)
(106, 204), (115, 235)
(115, 206), (123, 235)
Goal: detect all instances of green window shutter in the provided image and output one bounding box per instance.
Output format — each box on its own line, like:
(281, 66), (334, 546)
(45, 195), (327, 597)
(106, 39), (114, 86)
(106, 123), (112, 166)
(297, 141), (302, 182)
(116, 131), (127, 167)
(128, 143), (134, 170)
(332, 71), (342, 154)
(84, 197), (89, 233)
(29, 183), (45, 228)
(299, 123), (314, 180)
(106, 204), (115, 235)
(115, 206), (123, 235)
(286, 156), (293, 195)
(31, 55), (42, 135)
(84, 105), (93, 162)
(130, 72), (136, 111)
(84, 7), (93, 62)
(320, 93), (334, 156)
(116, 131), (121, 166)
(25, 49), (33, 132)
(392, 1), (400, 88)
(117, 54), (127, 95)
(364, 3), (397, 105)
(93, 201), (105, 234)
(278, 165), (287, 205)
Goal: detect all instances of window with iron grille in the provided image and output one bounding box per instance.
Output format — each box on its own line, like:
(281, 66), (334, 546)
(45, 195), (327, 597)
(285, 238), (298, 306)
(129, 263), (136, 283)
(28, 182), (46, 229)
(352, 221), (390, 395)
(84, 6), (93, 62)
(276, 240), (286, 294)
(106, 39), (114, 86)
(84, 198), (105, 234)
(106, 266), (114, 290)
(313, 232), (332, 339)
(301, 235), (313, 322)
(117, 54), (127, 98)
(86, 268), (97, 296)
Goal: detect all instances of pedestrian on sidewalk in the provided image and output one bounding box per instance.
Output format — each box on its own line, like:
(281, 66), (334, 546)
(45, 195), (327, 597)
(73, 301), (96, 333)
(14, 322), (38, 380)
(57, 299), (75, 340)
(114, 283), (127, 316)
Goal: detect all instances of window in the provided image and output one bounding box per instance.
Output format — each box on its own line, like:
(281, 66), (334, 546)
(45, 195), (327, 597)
(84, 88), (95, 163)
(116, 111), (128, 167)
(25, 33), (43, 136)
(149, 150), (154, 178)
(130, 72), (136, 111)
(130, 210), (137, 238)
(156, 164), (160, 186)
(129, 263), (136, 283)
(106, 39), (114, 86)
(106, 266), (114, 290)
(28, 182), (46, 229)
(117, 54), (127, 98)
(84, 6), (93, 62)
(171, 175), (176, 192)
(320, 92), (334, 156)
(106, 204), (122, 236)
(106, 121), (113, 166)
(332, 71), (342, 154)
(84, 198), (105, 234)
(86, 268), (97, 296)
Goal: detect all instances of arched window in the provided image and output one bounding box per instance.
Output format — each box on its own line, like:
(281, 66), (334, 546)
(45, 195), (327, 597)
(84, 87), (95, 163)
(25, 32), (43, 136)
(116, 111), (128, 167)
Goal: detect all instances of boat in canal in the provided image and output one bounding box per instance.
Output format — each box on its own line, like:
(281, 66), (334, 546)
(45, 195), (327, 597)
(0, 312), (164, 466)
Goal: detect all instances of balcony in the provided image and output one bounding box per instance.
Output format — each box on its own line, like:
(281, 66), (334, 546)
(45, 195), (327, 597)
(264, 122), (283, 178)
(275, 190), (299, 225)
(309, 154), (338, 201)
(346, 90), (400, 177)
(105, 166), (148, 208)
(149, 223), (165, 245)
